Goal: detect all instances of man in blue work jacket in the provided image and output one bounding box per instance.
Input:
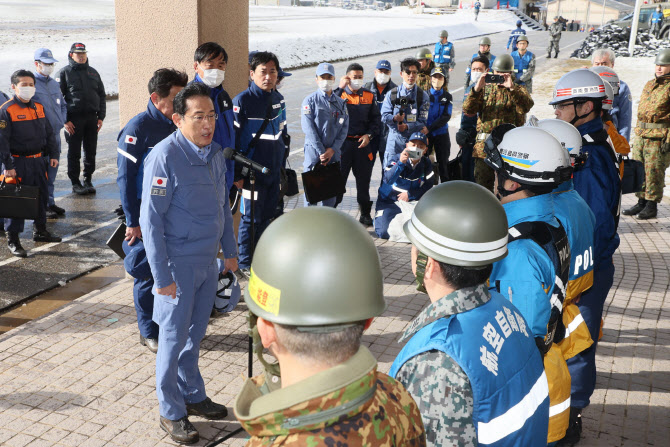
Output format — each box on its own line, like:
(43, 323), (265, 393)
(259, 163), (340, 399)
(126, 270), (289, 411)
(433, 30), (456, 76)
(591, 49), (632, 141)
(507, 20), (527, 52)
(426, 68), (452, 182)
(381, 58), (430, 167)
(233, 51), (287, 269)
(364, 59), (396, 173)
(651, 5), (664, 39)
(33, 48), (67, 219)
(552, 69), (621, 444)
(190, 41), (235, 192)
(116, 68), (187, 353)
(301, 62), (349, 207)
(140, 83), (238, 445)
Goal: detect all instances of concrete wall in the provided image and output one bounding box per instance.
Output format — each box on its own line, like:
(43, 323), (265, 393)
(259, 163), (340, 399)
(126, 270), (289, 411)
(114, 0), (249, 126)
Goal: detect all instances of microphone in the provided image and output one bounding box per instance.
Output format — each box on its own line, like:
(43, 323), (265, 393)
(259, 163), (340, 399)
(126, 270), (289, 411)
(223, 147), (269, 174)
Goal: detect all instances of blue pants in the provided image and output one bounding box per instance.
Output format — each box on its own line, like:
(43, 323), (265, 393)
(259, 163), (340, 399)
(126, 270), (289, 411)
(338, 138), (374, 206)
(566, 259), (615, 409)
(153, 261), (217, 420)
(238, 182), (279, 269)
(45, 137), (61, 206)
(5, 156), (49, 233)
(134, 277), (158, 339)
(374, 199), (401, 239)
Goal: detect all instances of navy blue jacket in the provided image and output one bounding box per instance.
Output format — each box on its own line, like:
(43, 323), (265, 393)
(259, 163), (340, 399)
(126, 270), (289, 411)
(33, 72), (67, 134)
(379, 154), (434, 202)
(427, 88), (452, 137)
(117, 99), (176, 228)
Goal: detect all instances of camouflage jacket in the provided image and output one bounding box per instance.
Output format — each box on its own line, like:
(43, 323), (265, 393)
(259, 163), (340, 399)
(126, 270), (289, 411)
(549, 22), (562, 39)
(394, 284), (492, 447)
(417, 61), (436, 93)
(234, 346), (426, 446)
(635, 75), (670, 142)
(462, 83), (533, 157)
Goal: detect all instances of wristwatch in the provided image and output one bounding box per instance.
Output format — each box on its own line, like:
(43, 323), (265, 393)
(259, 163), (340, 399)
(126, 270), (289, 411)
(366, 133), (373, 140)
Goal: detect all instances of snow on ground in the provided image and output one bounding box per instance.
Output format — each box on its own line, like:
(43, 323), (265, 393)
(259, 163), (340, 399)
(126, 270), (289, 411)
(0, 2), (517, 95)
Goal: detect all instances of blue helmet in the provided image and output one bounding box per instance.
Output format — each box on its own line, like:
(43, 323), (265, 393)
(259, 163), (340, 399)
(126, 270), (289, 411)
(214, 259), (241, 314)
(122, 239), (151, 280)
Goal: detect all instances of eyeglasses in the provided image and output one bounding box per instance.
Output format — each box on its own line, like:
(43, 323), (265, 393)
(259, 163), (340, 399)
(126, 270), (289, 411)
(552, 102), (575, 111)
(184, 113), (218, 122)
(404, 70), (419, 75)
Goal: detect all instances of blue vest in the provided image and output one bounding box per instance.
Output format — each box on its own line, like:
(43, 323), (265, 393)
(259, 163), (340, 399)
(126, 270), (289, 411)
(652, 11), (663, 24)
(390, 293), (549, 446)
(511, 51), (533, 84)
(433, 41), (453, 64)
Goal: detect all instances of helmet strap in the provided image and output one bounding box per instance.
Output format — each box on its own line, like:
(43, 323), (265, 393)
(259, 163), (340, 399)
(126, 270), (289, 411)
(569, 101), (592, 126)
(248, 312), (282, 380)
(415, 251), (428, 293)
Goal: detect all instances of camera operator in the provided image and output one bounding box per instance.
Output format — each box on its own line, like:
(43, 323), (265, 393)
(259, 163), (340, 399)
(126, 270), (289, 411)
(380, 58), (430, 167)
(462, 54), (533, 192)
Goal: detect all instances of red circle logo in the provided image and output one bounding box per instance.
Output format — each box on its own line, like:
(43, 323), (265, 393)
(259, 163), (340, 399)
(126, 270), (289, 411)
(157, 179), (163, 185)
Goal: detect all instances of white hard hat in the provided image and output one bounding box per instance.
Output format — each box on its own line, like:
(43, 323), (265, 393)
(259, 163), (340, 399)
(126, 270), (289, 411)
(590, 66), (620, 95)
(549, 69), (607, 105)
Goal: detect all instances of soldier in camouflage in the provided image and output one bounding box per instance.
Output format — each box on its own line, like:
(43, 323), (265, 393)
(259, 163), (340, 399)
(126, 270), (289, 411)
(623, 49), (670, 220)
(416, 48), (436, 92)
(234, 207), (426, 446)
(548, 16), (562, 58)
(390, 181), (549, 447)
(462, 54), (533, 192)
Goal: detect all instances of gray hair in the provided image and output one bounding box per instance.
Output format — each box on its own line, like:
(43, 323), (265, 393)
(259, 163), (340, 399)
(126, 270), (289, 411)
(592, 48), (616, 64)
(275, 322), (365, 366)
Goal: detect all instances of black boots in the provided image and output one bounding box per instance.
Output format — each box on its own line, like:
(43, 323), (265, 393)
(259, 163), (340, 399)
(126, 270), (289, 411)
(33, 225), (62, 243)
(623, 198), (646, 216)
(558, 407), (583, 446)
(83, 178), (96, 194)
(7, 232), (27, 258)
(638, 201), (658, 220)
(359, 201), (373, 227)
(72, 182), (88, 195)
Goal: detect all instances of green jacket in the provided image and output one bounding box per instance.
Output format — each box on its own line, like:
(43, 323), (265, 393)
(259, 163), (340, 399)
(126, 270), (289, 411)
(635, 75), (670, 142)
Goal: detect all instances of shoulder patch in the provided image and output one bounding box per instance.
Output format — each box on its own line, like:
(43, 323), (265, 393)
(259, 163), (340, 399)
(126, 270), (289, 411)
(125, 135), (137, 145)
(152, 176), (167, 187)
(628, 93), (632, 102)
(302, 104), (311, 114)
(233, 105), (240, 113)
(0, 120), (6, 129)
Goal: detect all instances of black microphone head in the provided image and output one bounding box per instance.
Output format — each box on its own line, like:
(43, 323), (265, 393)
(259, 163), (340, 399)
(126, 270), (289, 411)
(223, 147), (235, 160)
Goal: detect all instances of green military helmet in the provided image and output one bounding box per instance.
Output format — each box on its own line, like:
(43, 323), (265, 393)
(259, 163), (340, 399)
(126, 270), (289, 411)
(517, 35), (529, 43)
(416, 47), (432, 60)
(244, 207), (386, 327)
(403, 181), (508, 268)
(439, 30), (449, 39)
(656, 48), (670, 66)
(491, 54), (515, 73)
(479, 36), (492, 46)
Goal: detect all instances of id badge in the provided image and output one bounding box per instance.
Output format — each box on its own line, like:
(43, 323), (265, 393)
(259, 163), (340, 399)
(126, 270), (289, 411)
(406, 114), (417, 123)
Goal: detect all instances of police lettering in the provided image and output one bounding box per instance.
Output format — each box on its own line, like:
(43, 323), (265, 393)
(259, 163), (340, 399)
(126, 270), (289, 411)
(573, 246), (594, 275)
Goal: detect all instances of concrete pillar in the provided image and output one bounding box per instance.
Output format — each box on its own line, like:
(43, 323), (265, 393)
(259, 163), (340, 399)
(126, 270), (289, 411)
(114, 0), (249, 126)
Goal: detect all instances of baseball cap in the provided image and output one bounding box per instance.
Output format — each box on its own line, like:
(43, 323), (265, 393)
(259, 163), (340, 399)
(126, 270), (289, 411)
(248, 50), (258, 64)
(409, 132), (428, 145)
(430, 67), (445, 77)
(316, 63), (335, 77)
(376, 60), (391, 70)
(278, 66), (292, 78)
(70, 42), (87, 53)
(34, 48), (58, 63)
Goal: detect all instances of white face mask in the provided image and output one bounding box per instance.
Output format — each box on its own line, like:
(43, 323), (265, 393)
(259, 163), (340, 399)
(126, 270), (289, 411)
(318, 79), (335, 92)
(376, 73), (391, 85)
(470, 71), (484, 84)
(16, 86), (36, 101)
(403, 81), (415, 89)
(39, 64), (55, 77)
(350, 79), (365, 90)
(202, 68), (225, 87)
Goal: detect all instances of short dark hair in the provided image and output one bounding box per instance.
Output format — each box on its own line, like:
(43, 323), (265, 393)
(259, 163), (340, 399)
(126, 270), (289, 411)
(11, 70), (35, 85)
(276, 321), (365, 366)
(471, 56), (490, 69)
(173, 82), (212, 116)
(346, 63), (364, 74)
(250, 51), (280, 72)
(148, 68), (188, 98)
(194, 42), (228, 64)
(438, 262), (493, 290)
(400, 58), (421, 72)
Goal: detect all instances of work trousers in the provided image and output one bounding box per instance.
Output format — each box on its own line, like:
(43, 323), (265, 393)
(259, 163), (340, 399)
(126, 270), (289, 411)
(4, 156), (49, 233)
(65, 113), (99, 183)
(429, 132), (451, 183)
(338, 138), (374, 206)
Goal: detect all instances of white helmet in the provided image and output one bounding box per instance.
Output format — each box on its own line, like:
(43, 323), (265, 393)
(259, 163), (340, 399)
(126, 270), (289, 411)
(534, 119), (588, 169)
(484, 126), (573, 187)
(549, 69), (606, 105)
(601, 80), (614, 111)
(590, 66), (620, 95)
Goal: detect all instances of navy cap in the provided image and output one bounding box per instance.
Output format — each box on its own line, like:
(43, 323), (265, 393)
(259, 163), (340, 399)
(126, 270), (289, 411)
(248, 50), (258, 64)
(278, 66), (292, 78)
(517, 20), (523, 26)
(409, 132), (428, 145)
(376, 60), (391, 70)
(430, 67), (446, 77)
(34, 48), (58, 63)
(70, 42), (87, 53)
(122, 239), (152, 280)
(316, 63), (335, 77)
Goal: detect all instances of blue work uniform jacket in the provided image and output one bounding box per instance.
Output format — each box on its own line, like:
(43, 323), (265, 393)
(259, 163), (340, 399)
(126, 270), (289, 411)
(511, 50), (534, 85)
(379, 154), (434, 202)
(233, 82), (287, 187)
(33, 72), (67, 136)
(301, 89), (349, 170)
(139, 131), (237, 289)
(117, 99), (176, 228)
(507, 27), (527, 51)
(652, 11), (664, 24)
(611, 79), (632, 141)
(574, 118), (621, 266)
(490, 194), (559, 339)
(380, 84), (430, 165)
(433, 41), (455, 69)
(191, 75), (235, 191)
(427, 88), (452, 137)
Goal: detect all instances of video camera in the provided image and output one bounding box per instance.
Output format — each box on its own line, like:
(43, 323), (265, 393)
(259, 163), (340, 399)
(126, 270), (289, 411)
(392, 94), (415, 109)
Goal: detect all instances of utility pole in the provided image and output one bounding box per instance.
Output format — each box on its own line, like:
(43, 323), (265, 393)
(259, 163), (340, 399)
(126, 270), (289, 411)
(585, 0), (591, 29)
(629, 0), (643, 56)
(601, 0), (607, 27)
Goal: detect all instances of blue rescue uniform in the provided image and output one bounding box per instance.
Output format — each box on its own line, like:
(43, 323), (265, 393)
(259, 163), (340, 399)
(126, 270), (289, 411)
(507, 27), (527, 51)
(233, 82), (287, 268)
(511, 50), (534, 88)
(611, 79), (632, 141)
(364, 78), (397, 167)
(380, 84), (430, 166)
(427, 87), (453, 182)
(117, 99), (177, 340)
(140, 130), (236, 421)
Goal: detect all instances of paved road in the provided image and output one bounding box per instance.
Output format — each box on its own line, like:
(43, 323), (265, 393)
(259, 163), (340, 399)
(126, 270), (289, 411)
(0, 29), (586, 309)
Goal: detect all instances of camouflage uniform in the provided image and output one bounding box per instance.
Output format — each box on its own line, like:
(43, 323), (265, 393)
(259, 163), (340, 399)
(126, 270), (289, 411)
(394, 284), (492, 447)
(548, 22), (562, 57)
(634, 75), (670, 203)
(462, 83), (533, 191)
(234, 346), (427, 446)
(417, 60), (436, 92)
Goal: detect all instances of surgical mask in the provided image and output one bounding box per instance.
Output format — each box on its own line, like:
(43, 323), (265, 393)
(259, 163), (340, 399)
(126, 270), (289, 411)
(39, 64), (55, 77)
(431, 79), (445, 90)
(403, 81), (415, 89)
(470, 71), (484, 84)
(376, 73), (390, 85)
(202, 68), (225, 87)
(15, 86), (35, 101)
(350, 79), (365, 90)
(318, 79), (334, 92)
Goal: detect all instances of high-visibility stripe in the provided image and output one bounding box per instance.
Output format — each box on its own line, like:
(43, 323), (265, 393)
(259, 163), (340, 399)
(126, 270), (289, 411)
(563, 312), (585, 338)
(549, 396), (571, 417)
(411, 214), (508, 252)
(233, 121), (240, 128)
(117, 148), (138, 164)
(392, 185), (408, 193)
(477, 371), (549, 445)
(550, 294), (563, 313)
(251, 132), (282, 141)
(425, 171), (435, 179)
(241, 189), (259, 200)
